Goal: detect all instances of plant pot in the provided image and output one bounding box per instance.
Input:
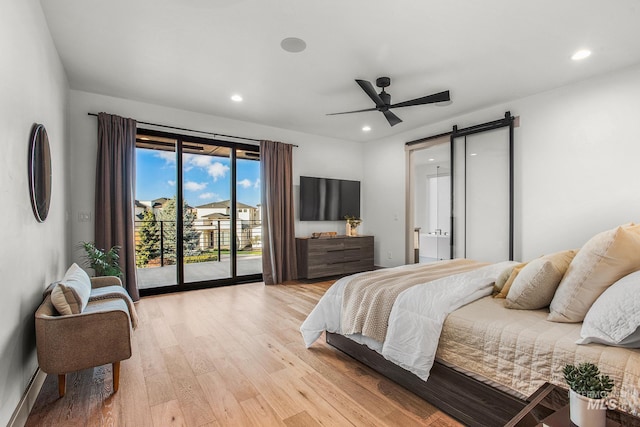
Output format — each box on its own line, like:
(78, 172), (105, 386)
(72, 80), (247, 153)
(346, 223), (352, 236)
(569, 389), (607, 427)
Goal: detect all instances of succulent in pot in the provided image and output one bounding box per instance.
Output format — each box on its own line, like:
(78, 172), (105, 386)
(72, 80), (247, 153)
(563, 362), (613, 427)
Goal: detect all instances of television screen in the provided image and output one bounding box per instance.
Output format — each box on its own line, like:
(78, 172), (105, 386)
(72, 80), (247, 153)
(300, 176), (360, 221)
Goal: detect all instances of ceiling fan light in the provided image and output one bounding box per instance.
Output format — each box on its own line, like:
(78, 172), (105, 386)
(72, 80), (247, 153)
(328, 78), (450, 127)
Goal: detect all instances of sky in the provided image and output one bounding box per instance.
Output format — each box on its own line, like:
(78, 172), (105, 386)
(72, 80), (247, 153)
(136, 148), (261, 207)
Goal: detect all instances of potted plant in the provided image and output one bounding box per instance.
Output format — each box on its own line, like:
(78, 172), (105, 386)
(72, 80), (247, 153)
(344, 215), (362, 236)
(563, 362), (614, 427)
(80, 241), (123, 277)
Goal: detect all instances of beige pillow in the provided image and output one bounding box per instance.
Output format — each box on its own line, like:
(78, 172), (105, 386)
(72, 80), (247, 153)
(50, 263), (92, 315)
(548, 227), (640, 322)
(494, 263), (526, 299)
(505, 249), (577, 310)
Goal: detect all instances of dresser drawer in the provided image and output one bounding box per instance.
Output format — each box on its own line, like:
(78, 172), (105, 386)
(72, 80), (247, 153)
(296, 236), (374, 279)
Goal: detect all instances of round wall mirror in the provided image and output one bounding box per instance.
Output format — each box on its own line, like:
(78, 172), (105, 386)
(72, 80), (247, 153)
(28, 123), (52, 222)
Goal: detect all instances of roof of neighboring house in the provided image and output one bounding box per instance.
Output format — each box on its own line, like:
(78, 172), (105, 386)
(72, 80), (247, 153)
(135, 200), (147, 208)
(202, 213), (230, 219)
(152, 197), (169, 208)
(146, 197), (194, 210)
(196, 200), (255, 209)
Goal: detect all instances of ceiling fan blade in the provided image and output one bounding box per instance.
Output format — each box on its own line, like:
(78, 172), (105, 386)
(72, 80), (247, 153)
(326, 107), (378, 116)
(356, 79), (386, 108)
(383, 110), (403, 126)
(390, 90), (450, 109)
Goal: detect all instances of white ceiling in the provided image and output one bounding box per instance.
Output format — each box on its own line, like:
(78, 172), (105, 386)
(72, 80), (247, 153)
(40, 0), (640, 143)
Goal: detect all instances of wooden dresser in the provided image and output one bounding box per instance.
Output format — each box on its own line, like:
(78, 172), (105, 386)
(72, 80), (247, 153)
(296, 235), (374, 279)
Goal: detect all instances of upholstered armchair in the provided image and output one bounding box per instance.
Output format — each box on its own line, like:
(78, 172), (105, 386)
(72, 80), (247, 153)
(35, 274), (135, 397)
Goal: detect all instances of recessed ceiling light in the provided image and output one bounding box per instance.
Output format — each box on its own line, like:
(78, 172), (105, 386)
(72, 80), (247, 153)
(231, 94), (243, 102)
(428, 158), (435, 162)
(470, 153), (477, 156)
(362, 125), (371, 132)
(571, 49), (591, 61)
(280, 37), (307, 53)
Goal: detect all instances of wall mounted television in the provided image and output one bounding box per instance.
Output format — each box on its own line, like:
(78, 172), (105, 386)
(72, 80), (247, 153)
(299, 176), (360, 221)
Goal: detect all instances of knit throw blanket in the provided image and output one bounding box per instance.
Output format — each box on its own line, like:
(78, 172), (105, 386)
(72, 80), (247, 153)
(89, 286), (139, 329)
(341, 259), (487, 343)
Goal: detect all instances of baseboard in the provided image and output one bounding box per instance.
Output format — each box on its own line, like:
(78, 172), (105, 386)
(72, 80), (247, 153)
(7, 368), (47, 427)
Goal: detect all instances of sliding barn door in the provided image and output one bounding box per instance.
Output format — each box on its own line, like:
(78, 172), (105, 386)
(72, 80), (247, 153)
(453, 128), (511, 262)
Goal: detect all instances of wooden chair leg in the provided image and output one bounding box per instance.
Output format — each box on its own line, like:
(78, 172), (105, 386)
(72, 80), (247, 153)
(58, 374), (66, 397)
(112, 361), (120, 393)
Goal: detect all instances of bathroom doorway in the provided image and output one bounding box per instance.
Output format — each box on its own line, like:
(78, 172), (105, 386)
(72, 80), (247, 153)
(408, 137), (452, 263)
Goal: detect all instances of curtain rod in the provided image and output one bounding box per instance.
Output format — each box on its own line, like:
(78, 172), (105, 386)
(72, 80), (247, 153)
(87, 112), (298, 147)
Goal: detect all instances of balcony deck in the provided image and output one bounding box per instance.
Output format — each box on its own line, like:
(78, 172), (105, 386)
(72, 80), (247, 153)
(137, 254), (262, 289)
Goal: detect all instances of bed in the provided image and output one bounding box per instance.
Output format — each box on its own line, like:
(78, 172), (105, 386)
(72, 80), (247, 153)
(300, 226), (640, 426)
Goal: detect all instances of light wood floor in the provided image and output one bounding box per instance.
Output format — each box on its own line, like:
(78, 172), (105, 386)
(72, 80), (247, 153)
(26, 280), (462, 426)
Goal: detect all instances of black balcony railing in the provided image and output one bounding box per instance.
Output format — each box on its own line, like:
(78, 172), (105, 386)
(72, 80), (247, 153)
(134, 218), (262, 268)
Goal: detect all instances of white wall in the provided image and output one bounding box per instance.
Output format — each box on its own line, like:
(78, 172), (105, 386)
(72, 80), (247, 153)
(363, 139), (407, 265)
(365, 63), (640, 267)
(0, 1), (70, 425)
(68, 90), (364, 263)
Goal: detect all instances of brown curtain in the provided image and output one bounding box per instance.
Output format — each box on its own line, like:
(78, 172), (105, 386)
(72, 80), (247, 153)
(95, 113), (139, 301)
(260, 140), (297, 285)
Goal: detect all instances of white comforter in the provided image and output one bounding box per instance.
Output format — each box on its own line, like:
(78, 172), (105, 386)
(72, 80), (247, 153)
(301, 261), (517, 381)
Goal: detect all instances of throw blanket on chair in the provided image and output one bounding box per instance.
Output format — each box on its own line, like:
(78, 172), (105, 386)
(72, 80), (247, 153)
(341, 259), (488, 342)
(89, 286), (139, 329)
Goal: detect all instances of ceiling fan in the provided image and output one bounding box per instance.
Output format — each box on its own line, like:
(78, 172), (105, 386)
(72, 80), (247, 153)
(327, 77), (450, 127)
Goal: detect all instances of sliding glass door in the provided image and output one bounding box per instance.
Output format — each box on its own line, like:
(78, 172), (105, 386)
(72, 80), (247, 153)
(134, 129), (262, 294)
(181, 144), (232, 283)
(135, 134), (178, 289)
(235, 153), (262, 276)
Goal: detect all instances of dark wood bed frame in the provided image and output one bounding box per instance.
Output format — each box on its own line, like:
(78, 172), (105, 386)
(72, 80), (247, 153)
(326, 332), (640, 426)
(326, 332), (531, 426)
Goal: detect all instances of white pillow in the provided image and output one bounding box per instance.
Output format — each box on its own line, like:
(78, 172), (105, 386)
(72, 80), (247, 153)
(576, 270), (640, 348)
(50, 263), (92, 315)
